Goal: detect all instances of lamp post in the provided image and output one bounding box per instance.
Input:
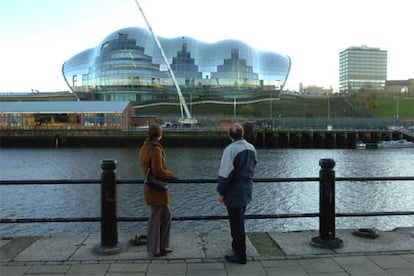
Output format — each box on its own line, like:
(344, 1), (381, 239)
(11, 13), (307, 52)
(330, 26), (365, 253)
(327, 92), (330, 120)
(397, 86), (408, 123)
(396, 94), (399, 122)
(233, 98), (236, 118)
(269, 90), (272, 120)
(271, 81), (281, 129)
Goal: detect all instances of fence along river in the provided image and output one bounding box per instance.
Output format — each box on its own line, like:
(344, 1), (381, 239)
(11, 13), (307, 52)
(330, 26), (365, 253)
(0, 147), (413, 236)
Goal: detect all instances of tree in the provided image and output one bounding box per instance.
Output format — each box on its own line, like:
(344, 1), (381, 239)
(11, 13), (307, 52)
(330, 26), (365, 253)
(240, 105), (254, 116)
(350, 88), (378, 116)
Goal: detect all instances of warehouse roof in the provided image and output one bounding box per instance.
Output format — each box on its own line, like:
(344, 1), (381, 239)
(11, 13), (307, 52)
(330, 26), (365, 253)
(0, 101), (131, 114)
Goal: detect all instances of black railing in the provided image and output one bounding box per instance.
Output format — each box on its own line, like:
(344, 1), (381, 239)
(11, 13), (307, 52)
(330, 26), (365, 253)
(1, 159), (414, 251)
(2, 176), (414, 186)
(1, 178), (413, 224)
(2, 211), (412, 224)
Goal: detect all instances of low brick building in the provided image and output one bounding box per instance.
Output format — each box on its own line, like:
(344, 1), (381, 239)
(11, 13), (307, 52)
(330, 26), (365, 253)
(0, 101), (134, 129)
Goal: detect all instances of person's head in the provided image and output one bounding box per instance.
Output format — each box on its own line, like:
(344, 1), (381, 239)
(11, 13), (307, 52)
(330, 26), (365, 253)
(228, 123), (244, 141)
(148, 123), (163, 140)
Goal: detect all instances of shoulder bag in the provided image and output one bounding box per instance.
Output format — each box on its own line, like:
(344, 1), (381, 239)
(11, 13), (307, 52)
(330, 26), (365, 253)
(144, 146), (169, 191)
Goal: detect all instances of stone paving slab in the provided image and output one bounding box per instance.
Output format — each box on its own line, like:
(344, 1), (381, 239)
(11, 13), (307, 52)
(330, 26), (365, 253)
(146, 263), (187, 276)
(225, 261), (267, 276)
(1, 228), (413, 276)
(107, 263), (148, 273)
(268, 230), (336, 256)
(261, 259), (308, 276)
(0, 238), (12, 247)
(268, 228), (414, 256)
(70, 233), (205, 261)
(334, 228), (414, 254)
(0, 265), (31, 276)
(70, 235), (147, 261)
(27, 264), (71, 274)
(0, 236), (40, 261)
(332, 256), (390, 275)
(14, 236), (87, 262)
(164, 232), (205, 259)
(298, 257), (345, 274)
(66, 263), (110, 275)
(368, 255), (413, 269)
(202, 232), (259, 258)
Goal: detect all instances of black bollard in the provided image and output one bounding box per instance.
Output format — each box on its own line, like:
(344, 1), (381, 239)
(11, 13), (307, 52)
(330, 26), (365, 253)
(93, 160), (124, 255)
(310, 158), (343, 249)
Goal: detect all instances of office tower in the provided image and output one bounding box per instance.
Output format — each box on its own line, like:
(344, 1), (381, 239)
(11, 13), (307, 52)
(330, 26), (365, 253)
(339, 46), (387, 93)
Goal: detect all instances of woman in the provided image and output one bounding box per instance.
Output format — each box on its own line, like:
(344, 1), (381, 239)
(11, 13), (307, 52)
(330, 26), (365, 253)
(139, 123), (175, 257)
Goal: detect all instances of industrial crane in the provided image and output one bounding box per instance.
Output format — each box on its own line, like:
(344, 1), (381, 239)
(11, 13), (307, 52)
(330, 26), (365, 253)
(134, 0), (198, 126)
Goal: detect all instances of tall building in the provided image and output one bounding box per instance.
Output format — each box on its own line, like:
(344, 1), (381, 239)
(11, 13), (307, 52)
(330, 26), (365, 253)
(62, 27), (291, 104)
(339, 46), (387, 93)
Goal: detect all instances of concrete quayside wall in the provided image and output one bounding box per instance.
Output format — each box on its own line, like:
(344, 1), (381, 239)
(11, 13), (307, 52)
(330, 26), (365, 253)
(0, 128), (411, 148)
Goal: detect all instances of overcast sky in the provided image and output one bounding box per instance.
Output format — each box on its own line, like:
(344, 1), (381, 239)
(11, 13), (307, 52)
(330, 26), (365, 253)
(0, 0), (412, 92)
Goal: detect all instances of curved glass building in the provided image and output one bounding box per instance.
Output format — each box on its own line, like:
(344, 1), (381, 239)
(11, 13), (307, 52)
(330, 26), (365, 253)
(62, 27), (291, 104)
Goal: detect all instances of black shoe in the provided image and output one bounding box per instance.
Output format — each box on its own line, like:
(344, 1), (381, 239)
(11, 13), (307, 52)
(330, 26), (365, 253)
(152, 252), (167, 257)
(161, 249), (173, 254)
(225, 254), (247, 264)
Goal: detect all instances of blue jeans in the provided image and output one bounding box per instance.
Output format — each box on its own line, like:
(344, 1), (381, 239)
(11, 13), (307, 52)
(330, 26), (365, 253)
(226, 206), (246, 257)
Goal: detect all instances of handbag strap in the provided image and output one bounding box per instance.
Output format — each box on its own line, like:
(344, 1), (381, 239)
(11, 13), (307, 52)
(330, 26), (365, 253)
(147, 146), (154, 170)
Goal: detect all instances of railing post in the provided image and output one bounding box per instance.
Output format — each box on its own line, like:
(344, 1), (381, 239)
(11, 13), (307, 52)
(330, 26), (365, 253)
(311, 158), (343, 249)
(93, 160), (124, 254)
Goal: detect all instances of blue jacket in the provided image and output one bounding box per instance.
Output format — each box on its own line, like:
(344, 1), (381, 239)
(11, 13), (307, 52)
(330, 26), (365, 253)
(217, 139), (257, 207)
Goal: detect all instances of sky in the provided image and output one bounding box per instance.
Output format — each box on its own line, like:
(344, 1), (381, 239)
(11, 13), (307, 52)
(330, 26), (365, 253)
(0, 0), (413, 92)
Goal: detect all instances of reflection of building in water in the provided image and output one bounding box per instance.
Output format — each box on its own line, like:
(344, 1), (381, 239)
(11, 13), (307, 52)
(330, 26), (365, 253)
(62, 27), (291, 104)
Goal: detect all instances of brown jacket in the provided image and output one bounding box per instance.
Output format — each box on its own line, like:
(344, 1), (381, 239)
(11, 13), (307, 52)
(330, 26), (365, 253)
(139, 139), (174, 206)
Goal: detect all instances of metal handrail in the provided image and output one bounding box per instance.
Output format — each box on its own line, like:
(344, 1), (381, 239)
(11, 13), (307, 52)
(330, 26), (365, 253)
(1, 176), (413, 224)
(2, 211), (414, 224)
(1, 176), (414, 185)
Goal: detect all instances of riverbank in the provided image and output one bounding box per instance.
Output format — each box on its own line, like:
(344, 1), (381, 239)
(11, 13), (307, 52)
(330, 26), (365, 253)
(0, 128), (409, 148)
(1, 228), (413, 275)
(0, 129), (228, 148)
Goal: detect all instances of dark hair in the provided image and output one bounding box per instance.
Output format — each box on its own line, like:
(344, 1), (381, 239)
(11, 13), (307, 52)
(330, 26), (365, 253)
(148, 123), (162, 139)
(229, 123), (244, 140)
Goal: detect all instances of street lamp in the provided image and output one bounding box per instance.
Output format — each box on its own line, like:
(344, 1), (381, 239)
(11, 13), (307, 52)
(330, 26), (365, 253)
(327, 92), (330, 120)
(270, 81), (281, 129)
(397, 86), (408, 122)
(233, 98), (236, 118)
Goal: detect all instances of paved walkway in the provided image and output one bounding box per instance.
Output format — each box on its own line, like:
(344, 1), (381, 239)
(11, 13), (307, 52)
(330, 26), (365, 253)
(1, 228), (413, 275)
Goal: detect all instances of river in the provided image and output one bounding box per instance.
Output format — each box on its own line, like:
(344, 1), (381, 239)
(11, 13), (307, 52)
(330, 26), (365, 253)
(1, 146), (413, 236)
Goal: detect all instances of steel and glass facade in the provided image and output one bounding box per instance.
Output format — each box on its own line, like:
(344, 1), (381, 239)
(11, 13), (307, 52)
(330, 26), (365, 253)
(339, 46), (387, 93)
(62, 27), (291, 104)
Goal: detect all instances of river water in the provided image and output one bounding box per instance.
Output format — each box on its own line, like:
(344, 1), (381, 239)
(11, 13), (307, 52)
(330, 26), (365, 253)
(1, 146), (413, 236)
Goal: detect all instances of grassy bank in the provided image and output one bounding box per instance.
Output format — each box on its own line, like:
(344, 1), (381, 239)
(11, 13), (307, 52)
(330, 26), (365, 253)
(134, 94), (414, 121)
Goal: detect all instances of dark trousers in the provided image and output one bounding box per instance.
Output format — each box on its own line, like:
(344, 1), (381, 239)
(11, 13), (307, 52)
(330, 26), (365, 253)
(147, 205), (171, 255)
(227, 206), (246, 257)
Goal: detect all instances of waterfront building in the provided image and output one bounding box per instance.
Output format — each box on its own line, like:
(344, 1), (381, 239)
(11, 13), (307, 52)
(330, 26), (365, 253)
(62, 27), (291, 104)
(0, 91), (76, 102)
(385, 79), (413, 94)
(339, 46), (387, 93)
(299, 83), (334, 95)
(0, 101), (133, 129)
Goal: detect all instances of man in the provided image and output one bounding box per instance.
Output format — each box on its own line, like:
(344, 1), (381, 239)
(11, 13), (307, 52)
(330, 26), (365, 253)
(217, 123), (257, 264)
